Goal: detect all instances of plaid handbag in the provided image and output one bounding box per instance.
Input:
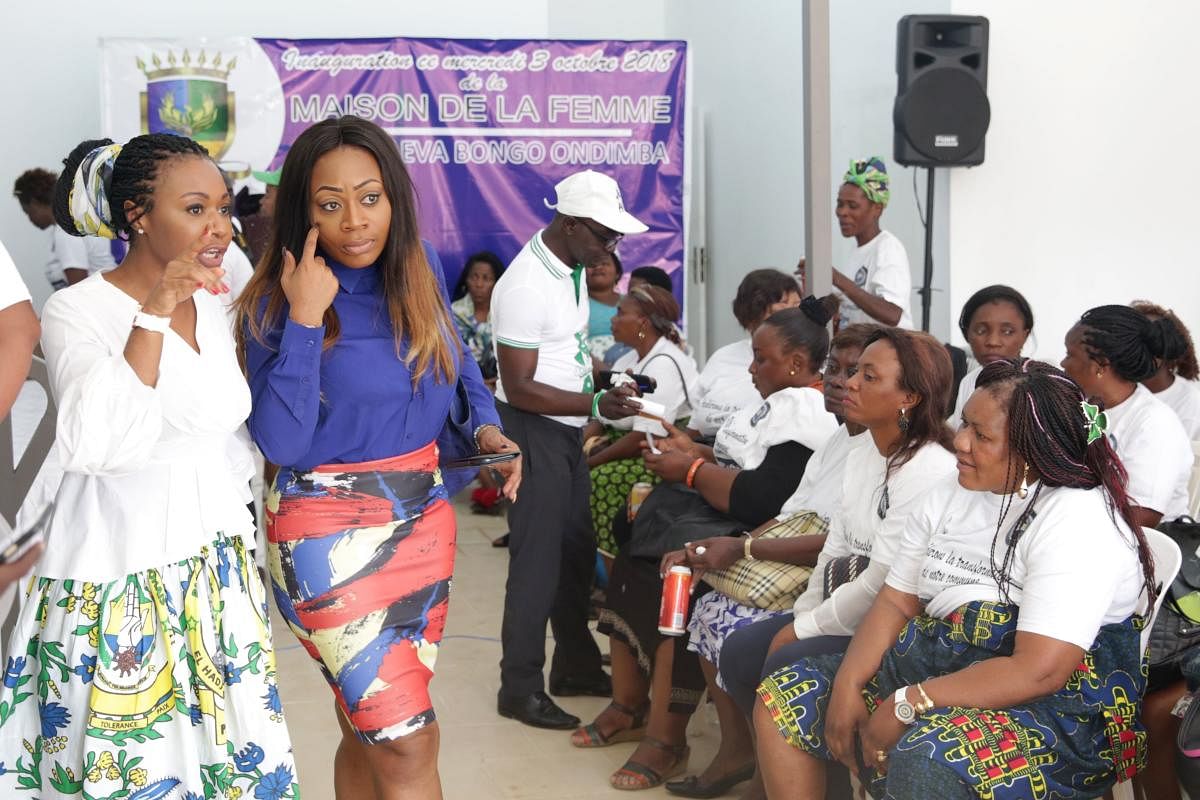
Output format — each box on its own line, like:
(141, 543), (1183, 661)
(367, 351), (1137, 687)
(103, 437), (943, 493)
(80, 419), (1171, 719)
(702, 511), (829, 611)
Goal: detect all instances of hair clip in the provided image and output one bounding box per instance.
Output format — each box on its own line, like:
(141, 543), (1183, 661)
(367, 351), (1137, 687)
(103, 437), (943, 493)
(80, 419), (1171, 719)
(1080, 400), (1108, 445)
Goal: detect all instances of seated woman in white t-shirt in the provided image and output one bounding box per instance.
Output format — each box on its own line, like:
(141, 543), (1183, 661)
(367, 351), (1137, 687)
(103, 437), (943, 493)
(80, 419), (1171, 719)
(575, 298), (840, 790)
(1061, 304), (1192, 528)
(798, 158), (912, 330)
(1131, 300), (1200, 441)
(655, 322), (879, 797)
(584, 285), (699, 560)
(952, 285), (1034, 421)
(687, 269), (800, 440)
(756, 359), (1155, 800)
(1062, 303), (1195, 800)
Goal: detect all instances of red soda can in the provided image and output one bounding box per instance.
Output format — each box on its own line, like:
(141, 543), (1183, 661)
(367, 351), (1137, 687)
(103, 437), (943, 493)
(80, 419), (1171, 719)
(658, 566), (692, 636)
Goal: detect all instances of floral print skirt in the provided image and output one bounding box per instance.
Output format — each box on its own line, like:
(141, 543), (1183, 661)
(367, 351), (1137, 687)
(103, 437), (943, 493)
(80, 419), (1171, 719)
(0, 533), (298, 799)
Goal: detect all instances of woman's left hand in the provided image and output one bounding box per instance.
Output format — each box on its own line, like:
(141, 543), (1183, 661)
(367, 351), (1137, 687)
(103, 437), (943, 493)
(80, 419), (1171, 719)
(683, 536), (744, 571)
(859, 696), (908, 775)
(642, 447), (696, 483)
(477, 426), (523, 502)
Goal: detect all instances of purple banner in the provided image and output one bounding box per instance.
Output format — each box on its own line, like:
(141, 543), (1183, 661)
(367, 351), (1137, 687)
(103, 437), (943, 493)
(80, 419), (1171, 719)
(254, 37), (687, 299)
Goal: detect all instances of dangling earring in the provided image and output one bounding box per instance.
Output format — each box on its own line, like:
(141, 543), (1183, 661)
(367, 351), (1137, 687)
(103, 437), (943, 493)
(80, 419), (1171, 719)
(897, 407), (910, 433)
(638, 329), (646, 340)
(1017, 463), (1030, 499)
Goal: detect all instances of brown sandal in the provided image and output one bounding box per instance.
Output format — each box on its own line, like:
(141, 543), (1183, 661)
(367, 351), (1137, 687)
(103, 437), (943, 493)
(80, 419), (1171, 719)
(610, 736), (691, 791)
(570, 701), (649, 748)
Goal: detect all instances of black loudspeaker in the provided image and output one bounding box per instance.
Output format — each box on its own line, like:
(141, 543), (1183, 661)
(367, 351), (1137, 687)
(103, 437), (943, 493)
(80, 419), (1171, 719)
(894, 15), (990, 167)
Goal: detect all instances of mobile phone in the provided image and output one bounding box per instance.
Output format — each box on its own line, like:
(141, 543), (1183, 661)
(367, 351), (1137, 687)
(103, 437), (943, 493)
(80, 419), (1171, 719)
(439, 451), (521, 471)
(597, 370), (656, 393)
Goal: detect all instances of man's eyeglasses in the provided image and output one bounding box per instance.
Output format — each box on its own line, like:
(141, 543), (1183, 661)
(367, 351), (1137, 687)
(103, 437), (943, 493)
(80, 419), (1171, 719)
(573, 217), (623, 252)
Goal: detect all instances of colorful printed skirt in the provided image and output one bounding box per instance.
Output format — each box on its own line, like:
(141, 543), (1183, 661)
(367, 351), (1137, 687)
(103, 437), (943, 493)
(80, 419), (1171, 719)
(267, 443), (454, 743)
(758, 601), (1146, 800)
(0, 534), (297, 800)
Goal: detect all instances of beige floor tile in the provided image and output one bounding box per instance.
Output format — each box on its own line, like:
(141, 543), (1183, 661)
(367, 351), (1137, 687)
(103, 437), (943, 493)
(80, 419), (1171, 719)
(272, 496), (723, 799)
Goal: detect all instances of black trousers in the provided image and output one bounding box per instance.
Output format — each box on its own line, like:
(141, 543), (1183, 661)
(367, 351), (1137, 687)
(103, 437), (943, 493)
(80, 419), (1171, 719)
(497, 402), (604, 698)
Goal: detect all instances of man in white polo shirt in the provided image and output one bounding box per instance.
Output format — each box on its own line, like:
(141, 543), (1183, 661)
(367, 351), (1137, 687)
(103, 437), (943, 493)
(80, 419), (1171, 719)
(494, 170), (647, 729)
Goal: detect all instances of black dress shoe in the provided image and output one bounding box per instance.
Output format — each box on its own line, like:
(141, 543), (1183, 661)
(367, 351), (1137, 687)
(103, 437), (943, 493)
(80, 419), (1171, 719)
(548, 672), (612, 698)
(497, 691), (581, 729)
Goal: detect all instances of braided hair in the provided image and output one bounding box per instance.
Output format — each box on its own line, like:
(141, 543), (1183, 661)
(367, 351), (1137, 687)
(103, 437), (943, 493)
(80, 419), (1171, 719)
(1130, 300), (1199, 381)
(975, 359), (1157, 606)
(626, 285), (683, 347)
(52, 134), (209, 240)
(1077, 304), (1189, 384)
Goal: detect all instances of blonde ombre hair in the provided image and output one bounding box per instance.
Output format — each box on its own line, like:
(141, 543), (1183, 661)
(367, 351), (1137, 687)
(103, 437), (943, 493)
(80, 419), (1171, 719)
(236, 116), (458, 383)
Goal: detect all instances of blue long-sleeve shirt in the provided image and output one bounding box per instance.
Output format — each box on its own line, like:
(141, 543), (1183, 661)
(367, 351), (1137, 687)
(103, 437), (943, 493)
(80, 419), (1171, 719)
(244, 241), (501, 471)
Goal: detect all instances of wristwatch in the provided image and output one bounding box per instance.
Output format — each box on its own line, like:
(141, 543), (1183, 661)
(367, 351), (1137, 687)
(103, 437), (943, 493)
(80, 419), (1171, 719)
(893, 687), (918, 725)
(132, 310), (171, 334)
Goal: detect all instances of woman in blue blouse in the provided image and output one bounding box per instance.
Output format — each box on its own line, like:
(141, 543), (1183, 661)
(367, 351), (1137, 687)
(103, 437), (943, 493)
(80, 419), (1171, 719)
(237, 116), (520, 800)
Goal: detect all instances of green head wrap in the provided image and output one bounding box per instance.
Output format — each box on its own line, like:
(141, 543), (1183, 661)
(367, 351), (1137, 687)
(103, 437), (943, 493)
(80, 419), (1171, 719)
(842, 157), (890, 207)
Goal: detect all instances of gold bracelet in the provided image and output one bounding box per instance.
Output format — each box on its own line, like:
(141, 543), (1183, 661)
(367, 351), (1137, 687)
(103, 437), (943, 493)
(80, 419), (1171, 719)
(914, 682), (934, 713)
(743, 534), (755, 561)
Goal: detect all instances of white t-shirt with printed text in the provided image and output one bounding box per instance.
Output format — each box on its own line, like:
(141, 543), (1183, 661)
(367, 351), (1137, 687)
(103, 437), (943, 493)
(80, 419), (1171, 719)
(712, 385), (838, 471)
(688, 338), (759, 438)
(777, 425), (870, 523)
(791, 438), (957, 638)
(886, 477), (1142, 650)
(837, 230), (913, 329)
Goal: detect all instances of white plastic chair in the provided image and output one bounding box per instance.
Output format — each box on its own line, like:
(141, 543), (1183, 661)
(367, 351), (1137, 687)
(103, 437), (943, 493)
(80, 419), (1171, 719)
(1110, 528), (1184, 800)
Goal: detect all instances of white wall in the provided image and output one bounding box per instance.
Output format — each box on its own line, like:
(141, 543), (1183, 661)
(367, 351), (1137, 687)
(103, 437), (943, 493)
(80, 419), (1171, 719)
(948, 0), (1200, 362)
(665, 0), (951, 350)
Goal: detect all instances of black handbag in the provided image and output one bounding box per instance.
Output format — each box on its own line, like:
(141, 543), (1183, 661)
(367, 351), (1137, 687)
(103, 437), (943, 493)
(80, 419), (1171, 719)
(822, 555), (872, 598)
(1148, 517), (1200, 669)
(625, 482), (743, 560)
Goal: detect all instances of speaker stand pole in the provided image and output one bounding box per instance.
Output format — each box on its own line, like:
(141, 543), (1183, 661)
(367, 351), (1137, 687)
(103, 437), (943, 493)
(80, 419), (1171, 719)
(920, 166), (935, 333)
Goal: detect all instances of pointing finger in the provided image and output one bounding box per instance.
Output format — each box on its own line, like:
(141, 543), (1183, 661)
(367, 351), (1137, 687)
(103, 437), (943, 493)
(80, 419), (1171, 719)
(281, 246), (297, 279)
(301, 225), (320, 265)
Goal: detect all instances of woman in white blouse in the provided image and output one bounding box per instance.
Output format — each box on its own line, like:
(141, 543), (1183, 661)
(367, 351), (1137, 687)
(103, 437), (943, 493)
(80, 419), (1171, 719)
(0, 134), (295, 798)
(755, 359), (1155, 800)
(584, 285), (698, 560)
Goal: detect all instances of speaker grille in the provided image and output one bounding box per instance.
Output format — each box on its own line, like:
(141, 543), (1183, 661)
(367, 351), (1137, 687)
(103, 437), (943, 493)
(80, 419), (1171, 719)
(896, 69), (990, 164)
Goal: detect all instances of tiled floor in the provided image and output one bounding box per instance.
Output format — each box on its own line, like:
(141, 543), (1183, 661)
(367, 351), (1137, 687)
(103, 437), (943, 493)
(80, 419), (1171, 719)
(274, 498), (721, 799)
